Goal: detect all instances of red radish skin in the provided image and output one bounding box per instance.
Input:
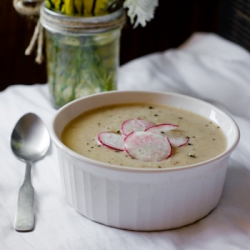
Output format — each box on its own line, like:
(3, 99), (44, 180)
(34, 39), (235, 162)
(98, 132), (124, 151)
(121, 118), (155, 136)
(124, 131), (172, 162)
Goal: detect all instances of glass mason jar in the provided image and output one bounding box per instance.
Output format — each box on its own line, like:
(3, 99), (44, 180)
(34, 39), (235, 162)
(40, 5), (125, 108)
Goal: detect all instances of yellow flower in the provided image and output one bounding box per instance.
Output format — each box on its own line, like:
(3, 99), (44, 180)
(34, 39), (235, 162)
(83, 0), (110, 16)
(64, 0), (74, 15)
(74, 0), (84, 15)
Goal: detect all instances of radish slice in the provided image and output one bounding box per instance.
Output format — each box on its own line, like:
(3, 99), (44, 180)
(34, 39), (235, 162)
(145, 123), (178, 134)
(98, 132), (124, 151)
(124, 131), (172, 162)
(168, 136), (189, 147)
(121, 118), (154, 136)
(146, 124), (189, 147)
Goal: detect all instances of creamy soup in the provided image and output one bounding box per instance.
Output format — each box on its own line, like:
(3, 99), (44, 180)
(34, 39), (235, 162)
(61, 103), (227, 169)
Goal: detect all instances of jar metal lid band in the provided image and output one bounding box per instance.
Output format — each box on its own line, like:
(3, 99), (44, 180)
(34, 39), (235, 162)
(40, 5), (126, 34)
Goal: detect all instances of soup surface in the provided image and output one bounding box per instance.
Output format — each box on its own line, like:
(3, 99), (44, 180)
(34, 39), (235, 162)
(61, 103), (227, 169)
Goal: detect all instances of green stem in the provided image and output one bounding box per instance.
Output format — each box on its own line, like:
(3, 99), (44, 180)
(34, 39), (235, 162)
(91, 0), (97, 16)
(72, 46), (82, 99)
(52, 37), (58, 99)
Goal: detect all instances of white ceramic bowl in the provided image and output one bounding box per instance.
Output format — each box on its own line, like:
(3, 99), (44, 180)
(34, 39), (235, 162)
(51, 90), (240, 231)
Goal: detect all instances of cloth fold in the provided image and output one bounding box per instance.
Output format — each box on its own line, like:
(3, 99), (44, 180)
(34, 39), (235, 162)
(1, 33), (250, 249)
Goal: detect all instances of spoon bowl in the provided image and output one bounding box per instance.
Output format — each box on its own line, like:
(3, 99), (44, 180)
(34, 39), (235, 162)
(11, 113), (50, 232)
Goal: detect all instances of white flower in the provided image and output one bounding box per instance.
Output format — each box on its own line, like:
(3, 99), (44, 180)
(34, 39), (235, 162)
(123, 0), (159, 27)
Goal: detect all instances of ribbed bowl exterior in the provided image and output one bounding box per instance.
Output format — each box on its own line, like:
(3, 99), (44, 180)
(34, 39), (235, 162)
(56, 147), (229, 231)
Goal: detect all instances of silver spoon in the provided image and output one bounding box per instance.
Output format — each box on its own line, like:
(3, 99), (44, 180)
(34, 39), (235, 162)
(11, 113), (50, 232)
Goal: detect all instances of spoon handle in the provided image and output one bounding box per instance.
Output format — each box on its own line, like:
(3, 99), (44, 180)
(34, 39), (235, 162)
(14, 162), (35, 232)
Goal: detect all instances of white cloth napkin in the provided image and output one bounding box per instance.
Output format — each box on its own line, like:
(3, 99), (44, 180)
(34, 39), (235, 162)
(1, 33), (250, 249)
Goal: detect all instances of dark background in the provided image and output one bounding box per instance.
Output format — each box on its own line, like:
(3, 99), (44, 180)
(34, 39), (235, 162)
(0, 0), (236, 91)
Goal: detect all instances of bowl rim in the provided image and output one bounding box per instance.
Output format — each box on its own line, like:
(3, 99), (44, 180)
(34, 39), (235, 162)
(50, 90), (240, 173)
